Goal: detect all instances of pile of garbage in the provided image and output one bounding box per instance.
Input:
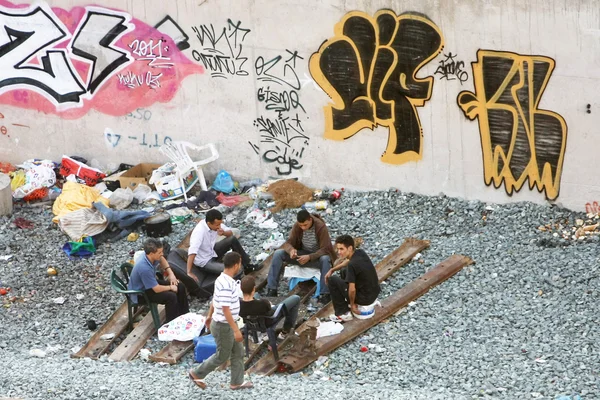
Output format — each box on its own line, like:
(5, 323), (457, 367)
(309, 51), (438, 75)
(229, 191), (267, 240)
(0, 156), (344, 261)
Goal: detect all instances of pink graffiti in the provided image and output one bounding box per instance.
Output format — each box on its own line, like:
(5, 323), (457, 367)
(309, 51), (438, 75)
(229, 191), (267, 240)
(0, 1), (203, 119)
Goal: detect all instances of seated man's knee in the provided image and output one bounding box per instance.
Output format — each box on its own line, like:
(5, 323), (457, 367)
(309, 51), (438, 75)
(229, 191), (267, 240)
(274, 249), (286, 259)
(319, 255), (331, 267)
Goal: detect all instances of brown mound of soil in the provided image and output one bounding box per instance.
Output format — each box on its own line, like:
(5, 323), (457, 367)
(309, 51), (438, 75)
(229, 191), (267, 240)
(267, 179), (314, 213)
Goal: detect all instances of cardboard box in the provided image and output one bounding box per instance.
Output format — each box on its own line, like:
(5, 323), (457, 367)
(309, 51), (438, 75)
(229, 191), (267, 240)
(155, 168), (198, 201)
(107, 163), (161, 190)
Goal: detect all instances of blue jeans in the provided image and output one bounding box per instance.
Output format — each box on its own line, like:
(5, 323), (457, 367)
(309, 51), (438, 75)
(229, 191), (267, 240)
(267, 249), (331, 294)
(93, 201), (150, 229)
(272, 294), (300, 332)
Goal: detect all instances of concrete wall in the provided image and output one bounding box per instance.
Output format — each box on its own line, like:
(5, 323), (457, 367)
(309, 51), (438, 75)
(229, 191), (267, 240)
(0, 0), (598, 211)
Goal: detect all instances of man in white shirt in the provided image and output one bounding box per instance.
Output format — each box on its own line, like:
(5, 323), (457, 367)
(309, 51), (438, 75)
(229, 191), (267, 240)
(186, 209), (261, 281)
(188, 252), (253, 390)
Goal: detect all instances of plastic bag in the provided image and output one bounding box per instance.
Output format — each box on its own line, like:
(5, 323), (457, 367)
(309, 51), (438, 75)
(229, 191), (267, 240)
(158, 312), (206, 342)
(59, 156), (106, 186)
(109, 187), (134, 210)
(212, 170), (234, 194)
(132, 184), (152, 203)
(216, 192), (250, 207)
(262, 231), (285, 251)
(12, 160), (56, 199)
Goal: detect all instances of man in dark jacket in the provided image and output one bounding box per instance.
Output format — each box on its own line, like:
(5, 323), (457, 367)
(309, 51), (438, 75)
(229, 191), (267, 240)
(266, 209), (336, 302)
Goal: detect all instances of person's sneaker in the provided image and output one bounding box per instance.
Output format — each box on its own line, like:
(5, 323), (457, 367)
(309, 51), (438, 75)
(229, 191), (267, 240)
(244, 263), (263, 274)
(318, 294), (331, 304)
(277, 330), (298, 340)
(329, 312), (353, 323)
(266, 288), (278, 297)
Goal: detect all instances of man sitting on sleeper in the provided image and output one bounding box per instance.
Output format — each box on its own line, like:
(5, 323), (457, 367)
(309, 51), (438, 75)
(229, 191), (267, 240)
(266, 209), (335, 303)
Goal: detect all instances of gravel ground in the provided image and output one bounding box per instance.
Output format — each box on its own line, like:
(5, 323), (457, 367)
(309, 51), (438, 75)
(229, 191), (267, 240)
(0, 190), (598, 400)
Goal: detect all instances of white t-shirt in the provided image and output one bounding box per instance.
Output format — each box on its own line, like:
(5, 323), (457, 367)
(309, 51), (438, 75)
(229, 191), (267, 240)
(188, 219), (230, 267)
(212, 273), (241, 322)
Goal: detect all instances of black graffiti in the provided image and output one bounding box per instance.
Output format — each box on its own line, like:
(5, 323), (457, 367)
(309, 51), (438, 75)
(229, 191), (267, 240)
(434, 52), (468, 84)
(154, 15), (190, 51)
(257, 86), (305, 113)
(0, 6), (133, 104)
(71, 11), (131, 94)
(191, 19), (250, 78)
(310, 11), (443, 163)
(251, 113), (308, 175)
(255, 49), (304, 90)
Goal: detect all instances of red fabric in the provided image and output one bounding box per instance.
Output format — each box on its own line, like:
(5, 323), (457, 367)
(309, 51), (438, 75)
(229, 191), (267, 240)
(59, 156), (106, 186)
(23, 187), (48, 202)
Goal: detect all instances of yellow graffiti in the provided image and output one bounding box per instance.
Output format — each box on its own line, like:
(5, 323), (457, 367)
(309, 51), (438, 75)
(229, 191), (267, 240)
(309, 10), (444, 164)
(457, 50), (567, 200)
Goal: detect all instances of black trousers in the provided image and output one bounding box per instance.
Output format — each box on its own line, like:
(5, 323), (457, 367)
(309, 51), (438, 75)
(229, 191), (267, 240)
(145, 279), (189, 323)
(214, 236), (251, 266)
(327, 275), (378, 316)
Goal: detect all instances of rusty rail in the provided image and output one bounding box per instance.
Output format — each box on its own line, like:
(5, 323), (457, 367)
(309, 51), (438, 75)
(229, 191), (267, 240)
(72, 301), (144, 360)
(247, 237), (430, 375)
(278, 254), (473, 373)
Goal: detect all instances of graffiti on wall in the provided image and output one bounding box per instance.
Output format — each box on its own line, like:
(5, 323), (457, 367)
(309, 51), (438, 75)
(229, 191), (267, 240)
(190, 19), (251, 79)
(249, 49), (309, 176)
(585, 202), (600, 215)
(457, 50), (567, 201)
(435, 52), (468, 84)
(0, 1), (203, 118)
(105, 109), (172, 149)
(309, 10), (444, 164)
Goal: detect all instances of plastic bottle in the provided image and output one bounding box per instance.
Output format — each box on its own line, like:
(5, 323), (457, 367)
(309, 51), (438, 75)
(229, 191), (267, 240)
(303, 200), (330, 211)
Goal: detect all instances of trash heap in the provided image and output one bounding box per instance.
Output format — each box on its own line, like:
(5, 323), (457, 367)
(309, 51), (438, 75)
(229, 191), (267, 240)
(0, 155), (344, 263)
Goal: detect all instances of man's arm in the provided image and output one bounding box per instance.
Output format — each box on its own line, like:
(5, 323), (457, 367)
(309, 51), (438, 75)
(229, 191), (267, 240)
(205, 302), (214, 330)
(222, 306), (243, 342)
(186, 254), (199, 283)
(324, 258), (349, 284)
(281, 224), (300, 256)
(309, 222), (332, 261)
(151, 282), (177, 293)
(159, 256), (177, 285)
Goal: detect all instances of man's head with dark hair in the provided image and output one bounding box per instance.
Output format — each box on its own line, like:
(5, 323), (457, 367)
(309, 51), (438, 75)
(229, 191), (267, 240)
(205, 209), (223, 231)
(240, 276), (256, 296)
(143, 238), (164, 255)
(143, 238), (164, 262)
(206, 209), (223, 223)
(223, 252), (242, 269)
(335, 235), (355, 259)
(297, 209), (313, 231)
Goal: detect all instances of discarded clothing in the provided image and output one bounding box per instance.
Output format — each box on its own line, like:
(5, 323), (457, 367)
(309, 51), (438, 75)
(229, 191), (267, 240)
(58, 208), (108, 241)
(52, 182), (109, 223)
(62, 237), (96, 258)
(93, 201), (150, 230)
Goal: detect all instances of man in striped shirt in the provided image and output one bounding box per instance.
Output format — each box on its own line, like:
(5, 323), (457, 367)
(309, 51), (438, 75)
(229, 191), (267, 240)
(189, 252), (253, 390)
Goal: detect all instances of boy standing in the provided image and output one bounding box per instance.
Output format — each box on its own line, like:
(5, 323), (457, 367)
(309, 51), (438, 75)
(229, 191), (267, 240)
(189, 252), (253, 390)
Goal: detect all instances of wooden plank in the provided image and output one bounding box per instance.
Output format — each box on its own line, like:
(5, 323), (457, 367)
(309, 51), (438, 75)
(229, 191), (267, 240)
(72, 301), (143, 360)
(246, 237), (430, 375)
(149, 339), (194, 365)
(278, 254), (473, 373)
(109, 305), (166, 362)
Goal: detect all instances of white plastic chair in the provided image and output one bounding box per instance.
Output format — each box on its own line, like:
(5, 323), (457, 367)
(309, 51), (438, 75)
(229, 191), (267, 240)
(159, 141), (219, 201)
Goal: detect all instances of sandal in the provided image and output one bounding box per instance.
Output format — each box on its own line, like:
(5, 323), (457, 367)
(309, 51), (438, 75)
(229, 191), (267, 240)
(230, 381), (254, 390)
(189, 371), (206, 389)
